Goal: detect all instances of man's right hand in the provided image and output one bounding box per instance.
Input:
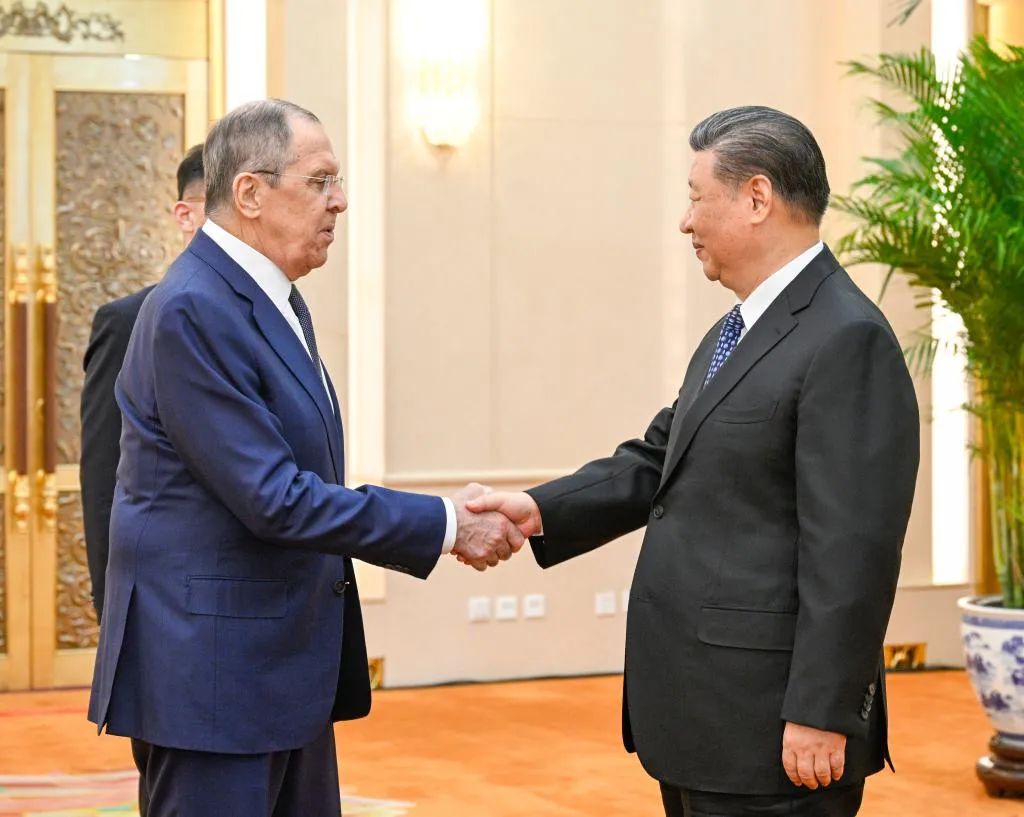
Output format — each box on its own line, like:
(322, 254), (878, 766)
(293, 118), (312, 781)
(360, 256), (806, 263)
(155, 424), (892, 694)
(781, 721), (847, 789)
(466, 491), (543, 539)
(450, 483), (526, 571)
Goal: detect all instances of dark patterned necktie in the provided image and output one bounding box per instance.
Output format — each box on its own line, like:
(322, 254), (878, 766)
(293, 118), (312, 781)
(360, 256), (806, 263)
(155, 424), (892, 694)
(702, 304), (745, 388)
(288, 285), (321, 372)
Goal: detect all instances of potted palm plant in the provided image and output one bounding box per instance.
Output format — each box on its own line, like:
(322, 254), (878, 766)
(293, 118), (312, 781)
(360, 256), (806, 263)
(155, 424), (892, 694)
(833, 38), (1024, 796)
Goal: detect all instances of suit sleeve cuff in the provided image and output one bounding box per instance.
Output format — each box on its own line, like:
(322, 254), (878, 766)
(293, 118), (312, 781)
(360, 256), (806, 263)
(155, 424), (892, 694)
(441, 497), (456, 554)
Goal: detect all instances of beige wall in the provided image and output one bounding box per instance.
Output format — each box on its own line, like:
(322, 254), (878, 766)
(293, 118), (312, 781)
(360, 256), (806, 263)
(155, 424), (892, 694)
(266, 0), (350, 400)
(987, 0), (1024, 47)
(270, 0), (957, 685)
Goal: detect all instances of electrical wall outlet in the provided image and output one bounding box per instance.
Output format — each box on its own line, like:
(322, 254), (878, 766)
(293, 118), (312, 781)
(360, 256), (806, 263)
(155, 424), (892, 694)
(595, 590), (617, 617)
(495, 595), (519, 621)
(468, 596), (491, 622)
(523, 593), (546, 619)
(620, 589), (630, 613)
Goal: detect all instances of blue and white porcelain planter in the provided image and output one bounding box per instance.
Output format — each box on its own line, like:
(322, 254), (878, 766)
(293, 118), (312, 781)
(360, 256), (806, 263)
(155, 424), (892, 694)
(959, 595), (1024, 795)
(960, 596), (1024, 735)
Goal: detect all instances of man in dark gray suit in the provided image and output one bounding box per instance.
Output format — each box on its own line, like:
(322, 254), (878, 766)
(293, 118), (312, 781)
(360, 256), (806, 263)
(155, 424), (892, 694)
(468, 106), (919, 816)
(81, 142), (206, 623)
(79, 143), (205, 817)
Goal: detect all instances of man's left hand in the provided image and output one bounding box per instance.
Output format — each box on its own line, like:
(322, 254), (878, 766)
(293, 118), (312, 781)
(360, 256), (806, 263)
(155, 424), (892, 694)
(781, 721), (846, 789)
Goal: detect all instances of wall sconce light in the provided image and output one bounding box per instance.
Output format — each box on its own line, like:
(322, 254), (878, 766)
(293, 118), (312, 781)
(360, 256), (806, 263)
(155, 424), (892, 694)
(405, 0), (486, 149)
(414, 59), (480, 148)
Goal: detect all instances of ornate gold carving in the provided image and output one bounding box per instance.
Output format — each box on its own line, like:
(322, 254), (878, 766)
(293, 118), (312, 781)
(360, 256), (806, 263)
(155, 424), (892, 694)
(9, 245), (29, 304)
(10, 471), (29, 532)
(56, 490), (97, 649)
(38, 469), (57, 530)
(368, 657), (384, 690)
(37, 244), (56, 303)
(884, 642), (927, 670)
(0, 2), (124, 43)
(55, 91), (184, 465)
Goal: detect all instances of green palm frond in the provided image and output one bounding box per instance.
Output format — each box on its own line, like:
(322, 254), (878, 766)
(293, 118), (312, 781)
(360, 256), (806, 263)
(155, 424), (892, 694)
(903, 328), (966, 378)
(836, 37), (1024, 605)
(888, 0), (925, 27)
(847, 50), (945, 110)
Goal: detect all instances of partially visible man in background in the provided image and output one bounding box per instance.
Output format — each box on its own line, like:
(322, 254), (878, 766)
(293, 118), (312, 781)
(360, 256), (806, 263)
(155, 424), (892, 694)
(80, 142), (206, 624)
(79, 142), (205, 817)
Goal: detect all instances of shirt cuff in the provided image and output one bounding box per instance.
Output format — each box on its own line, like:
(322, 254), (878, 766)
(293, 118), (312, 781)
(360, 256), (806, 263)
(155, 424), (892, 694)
(441, 497), (457, 554)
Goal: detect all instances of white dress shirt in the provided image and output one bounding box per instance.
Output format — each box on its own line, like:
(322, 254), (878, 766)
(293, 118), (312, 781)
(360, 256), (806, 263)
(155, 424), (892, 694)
(738, 241), (824, 340)
(201, 220), (457, 553)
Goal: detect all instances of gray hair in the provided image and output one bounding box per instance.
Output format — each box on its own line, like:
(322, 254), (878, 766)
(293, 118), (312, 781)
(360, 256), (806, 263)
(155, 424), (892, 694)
(203, 98), (320, 215)
(688, 106), (830, 225)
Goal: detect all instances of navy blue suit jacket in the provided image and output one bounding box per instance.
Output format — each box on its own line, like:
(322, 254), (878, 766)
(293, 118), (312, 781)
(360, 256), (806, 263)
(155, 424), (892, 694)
(88, 229), (447, 754)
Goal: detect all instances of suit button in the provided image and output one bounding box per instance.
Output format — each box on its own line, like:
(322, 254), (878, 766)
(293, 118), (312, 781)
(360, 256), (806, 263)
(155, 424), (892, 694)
(860, 707), (870, 720)
(333, 580), (348, 596)
(868, 682), (877, 695)
(653, 505), (664, 519)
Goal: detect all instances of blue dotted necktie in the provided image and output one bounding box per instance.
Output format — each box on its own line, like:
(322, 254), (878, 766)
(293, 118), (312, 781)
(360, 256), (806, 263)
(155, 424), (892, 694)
(288, 285), (321, 373)
(703, 304), (744, 388)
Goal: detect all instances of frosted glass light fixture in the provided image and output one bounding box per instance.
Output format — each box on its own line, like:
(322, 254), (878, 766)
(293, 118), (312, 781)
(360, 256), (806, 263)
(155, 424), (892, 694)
(404, 0), (486, 148)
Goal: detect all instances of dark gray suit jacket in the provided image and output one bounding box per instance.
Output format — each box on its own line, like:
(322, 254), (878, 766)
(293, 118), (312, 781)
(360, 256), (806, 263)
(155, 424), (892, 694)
(80, 285), (155, 621)
(528, 246), (919, 795)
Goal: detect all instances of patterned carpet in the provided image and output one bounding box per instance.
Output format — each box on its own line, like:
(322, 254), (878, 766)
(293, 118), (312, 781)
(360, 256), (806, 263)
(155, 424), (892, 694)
(0, 772), (413, 816)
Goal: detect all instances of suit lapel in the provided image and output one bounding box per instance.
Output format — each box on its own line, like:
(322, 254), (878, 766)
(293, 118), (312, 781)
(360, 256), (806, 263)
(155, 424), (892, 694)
(657, 246), (840, 493)
(322, 367), (346, 484)
(662, 325), (719, 461)
(187, 231), (343, 478)
(658, 304), (796, 492)
(249, 298), (343, 478)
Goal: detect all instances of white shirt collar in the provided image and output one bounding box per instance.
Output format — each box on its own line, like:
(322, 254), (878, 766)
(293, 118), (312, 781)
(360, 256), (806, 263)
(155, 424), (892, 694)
(202, 220), (293, 309)
(739, 241), (824, 335)
(199, 220), (334, 412)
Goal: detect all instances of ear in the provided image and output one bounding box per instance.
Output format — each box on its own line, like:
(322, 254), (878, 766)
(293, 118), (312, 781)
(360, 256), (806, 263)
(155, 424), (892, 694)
(747, 174), (773, 225)
(233, 172), (263, 220)
(173, 201), (192, 232)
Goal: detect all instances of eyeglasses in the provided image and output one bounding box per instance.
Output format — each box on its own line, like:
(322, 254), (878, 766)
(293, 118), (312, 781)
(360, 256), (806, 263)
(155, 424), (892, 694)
(253, 170), (345, 197)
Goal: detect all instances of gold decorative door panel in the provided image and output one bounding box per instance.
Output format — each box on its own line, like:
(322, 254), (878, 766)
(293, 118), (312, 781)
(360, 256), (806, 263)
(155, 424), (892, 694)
(54, 91), (188, 649)
(1, 53), (33, 691)
(46, 85), (193, 670)
(0, 44), (210, 690)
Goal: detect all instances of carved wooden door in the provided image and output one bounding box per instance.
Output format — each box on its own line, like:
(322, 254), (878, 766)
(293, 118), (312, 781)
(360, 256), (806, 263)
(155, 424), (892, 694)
(0, 1), (215, 690)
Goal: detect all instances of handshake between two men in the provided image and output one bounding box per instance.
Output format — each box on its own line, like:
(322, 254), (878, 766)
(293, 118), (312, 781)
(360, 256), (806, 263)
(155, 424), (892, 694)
(448, 483), (542, 571)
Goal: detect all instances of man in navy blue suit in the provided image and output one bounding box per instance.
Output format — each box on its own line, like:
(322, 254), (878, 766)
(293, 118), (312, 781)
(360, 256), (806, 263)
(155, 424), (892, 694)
(87, 99), (522, 816)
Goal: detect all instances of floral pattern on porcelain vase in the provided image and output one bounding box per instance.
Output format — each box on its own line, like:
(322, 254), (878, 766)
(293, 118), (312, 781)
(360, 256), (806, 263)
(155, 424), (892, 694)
(960, 596), (1024, 736)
